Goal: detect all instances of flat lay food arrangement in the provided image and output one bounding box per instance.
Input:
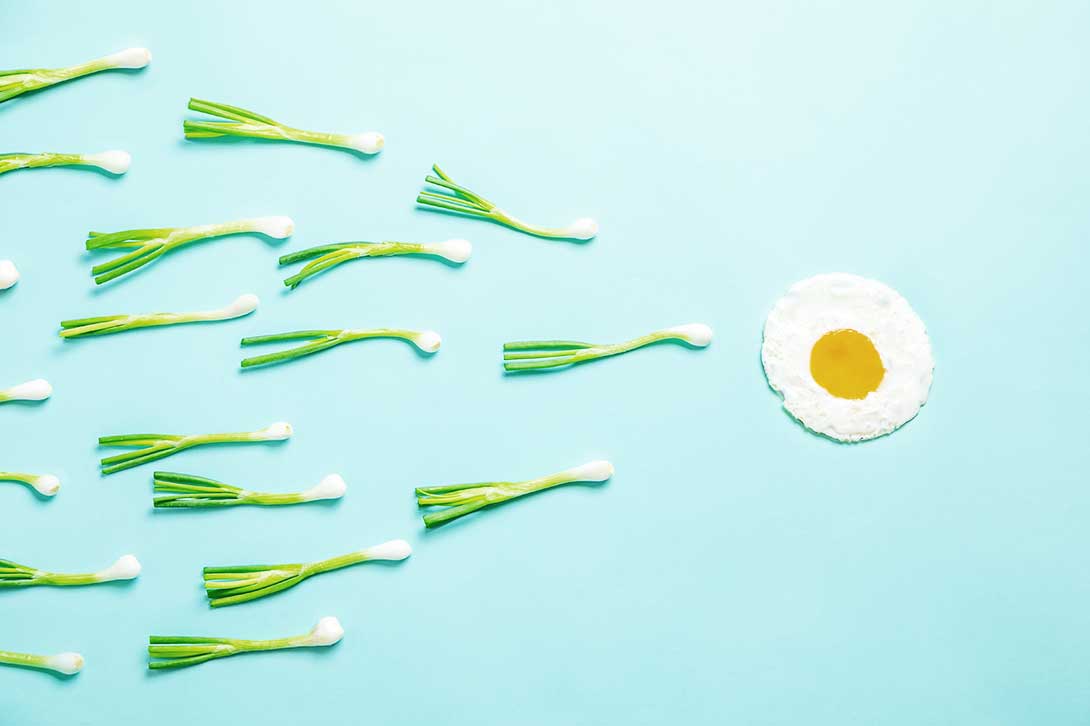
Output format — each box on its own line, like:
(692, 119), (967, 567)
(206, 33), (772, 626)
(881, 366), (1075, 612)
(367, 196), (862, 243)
(4, 5), (1086, 724)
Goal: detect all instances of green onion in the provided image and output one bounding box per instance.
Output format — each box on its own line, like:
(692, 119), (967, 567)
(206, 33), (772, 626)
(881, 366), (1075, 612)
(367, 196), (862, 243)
(417, 164), (598, 240)
(1, 47), (150, 104)
(279, 239), (472, 289)
(239, 328), (441, 369)
(203, 540), (411, 608)
(86, 216), (294, 285)
(184, 98), (384, 155)
(416, 460), (614, 528)
(148, 616), (343, 671)
(0, 379), (52, 404)
(503, 323), (714, 372)
(98, 422), (292, 476)
(0, 150), (131, 176)
(0, 554), (141, 587)
(153, 471), (346, 509)
(0, 260), (18, 289)
(0, 649), (83, 676)
(0, 472), (60, 497)
(60, 293), (258, 339)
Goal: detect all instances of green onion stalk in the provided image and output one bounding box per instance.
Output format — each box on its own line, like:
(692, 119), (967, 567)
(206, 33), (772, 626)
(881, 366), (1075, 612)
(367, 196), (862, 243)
(416, 460), (614, 528)
(503, 323), (713, 372)
(153, 471), (346, 509)
(148, 616), (344, 671)
(86, 216), (294, 285)
(0, 649), (83, 676)
(98, 422), (292, 476)
(203, 540), (411, 608)
(0, 554), (141, 588)
(417, 163), (598, 240)
(0, 260), (18, 289)
(1, 47), (150, 104)
(0, 150), (131, 177)
(279, 239), (471, 289)
(239, 328), (441, 369)
(60, 293), (258, 339)
(0, 378), (52, 404)
(184, 98), (384, 155)
(0, 472), (60, 497)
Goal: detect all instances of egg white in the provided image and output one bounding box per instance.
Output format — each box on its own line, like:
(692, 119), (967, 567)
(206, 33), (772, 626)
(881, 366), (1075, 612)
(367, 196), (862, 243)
(761, 273), (934, 442)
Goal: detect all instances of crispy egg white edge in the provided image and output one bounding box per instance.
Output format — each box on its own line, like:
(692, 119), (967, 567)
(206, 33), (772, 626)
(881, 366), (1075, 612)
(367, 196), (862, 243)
(761, 273), (935, 442)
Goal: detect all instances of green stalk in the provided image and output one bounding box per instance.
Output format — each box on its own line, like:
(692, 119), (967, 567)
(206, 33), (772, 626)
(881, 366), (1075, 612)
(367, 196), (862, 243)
(0, 554), (141, 588)
(416, 460), (614, 528)
(86, 216), (294, 285)
(1, 47), (150, 104)
(184, 98), (384, 155)
(98, 422), (292, 475)
(239, 328), (441, 369)
(0, 471), (60, 497)
(153, 471), (346, 509)
(503, 323), (714, 372)
(416, 163), (599, 240)
(0, 150), (131, 176)
(60, 293), (258, 339)
(203, 540), (411, 608)
(148, 617), (344, 671)
(279, 238), (471, 289)
(0, 650), (83, 676)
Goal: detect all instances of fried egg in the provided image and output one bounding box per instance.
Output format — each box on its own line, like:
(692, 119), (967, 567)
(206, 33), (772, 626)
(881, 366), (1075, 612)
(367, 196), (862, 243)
(761, 273), (934, 442)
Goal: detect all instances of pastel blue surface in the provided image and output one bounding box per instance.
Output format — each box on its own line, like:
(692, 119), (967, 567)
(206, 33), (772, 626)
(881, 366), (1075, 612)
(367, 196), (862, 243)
(2, 1), (1089, 723)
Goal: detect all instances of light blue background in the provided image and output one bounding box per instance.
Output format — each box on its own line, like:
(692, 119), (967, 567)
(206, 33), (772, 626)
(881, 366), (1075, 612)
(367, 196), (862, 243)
(2, 1), (1089, 723)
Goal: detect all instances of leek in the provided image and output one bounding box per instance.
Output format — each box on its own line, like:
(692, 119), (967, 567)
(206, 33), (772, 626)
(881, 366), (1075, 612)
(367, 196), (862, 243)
(98, 422), (292, 476)
(0, 554), (141, 587)
(148, 616), (343, 671)
(279, 239), (471, 289)
(0, 260), (19, 289)
(153, 471), (345, 509)
(60, 293), (258, 339)
(0, 472), (60, 497)
(503, 323), (713, 372)
(0, 379), (52, 404)
(239, 328), (440, 369)
(0, 650), (83, 676)
(1, 47), (150, 104)
(0, 150), (130, 176)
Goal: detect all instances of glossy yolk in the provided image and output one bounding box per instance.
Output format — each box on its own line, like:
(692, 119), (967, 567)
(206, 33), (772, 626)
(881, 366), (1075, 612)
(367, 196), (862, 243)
(809, 329), (885, 400)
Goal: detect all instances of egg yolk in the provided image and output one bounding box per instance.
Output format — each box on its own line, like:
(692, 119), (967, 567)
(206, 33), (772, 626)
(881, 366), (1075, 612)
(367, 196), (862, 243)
(809, 329), (885, 399)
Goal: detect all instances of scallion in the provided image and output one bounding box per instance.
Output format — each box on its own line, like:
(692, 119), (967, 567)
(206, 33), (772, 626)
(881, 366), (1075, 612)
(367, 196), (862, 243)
(86, 216), (294, 285)
(203, 540), (411, 608)
(279, 239), (471, 289)
(98, 422), (292, 476)
(1, 47), (150, 104)
(503, 323), (713, 372)
(0, 554), (141, 587)
(239, 328), (440, 369)
(0, 472), (60, 497)
(60, 293), (258, 339)
(153, 471), (346, 509)
(0, 379), (52, 404)
(0, 150), (131, 176)
(416, 460), (614, 528)
(148, 616), (344, 671)
(417, 164), (598, 240)
(0, 649), (83, 676)
(0, 260), (19, 290)
(184, 98), (384, 155)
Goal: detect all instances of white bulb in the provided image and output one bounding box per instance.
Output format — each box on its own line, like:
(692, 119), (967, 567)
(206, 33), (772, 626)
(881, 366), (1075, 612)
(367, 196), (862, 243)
(302, 474), (347, 501)
(82, 150), (131, 174)
(102, 47), (151, 69)
(0, 260), (19, 289)
(363, 539), (412, 562)
(4, 378), (52, 401)
(664, 323), (714, 347)
(256, 421), (293, 440)
(563, 217), (599, 240)
(425, 239), (472, 263)
(412, 331), (442, 353)
(307, 617), (345, 646)
(563, 460), (614, 482)
(32, 474), (60, 497)
(345, 131), (384, 154)
(96, 554), (141, 582)
(221, 293), (260, 318)
(248, 216), (295, 239)
(43, 652), (84, 675)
